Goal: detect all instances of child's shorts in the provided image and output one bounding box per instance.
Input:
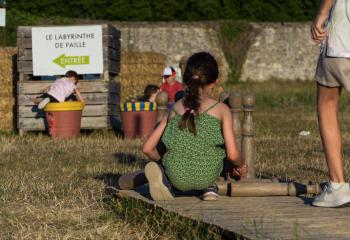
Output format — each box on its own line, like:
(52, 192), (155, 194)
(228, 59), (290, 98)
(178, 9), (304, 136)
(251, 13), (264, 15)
(315, 50), (350, 91)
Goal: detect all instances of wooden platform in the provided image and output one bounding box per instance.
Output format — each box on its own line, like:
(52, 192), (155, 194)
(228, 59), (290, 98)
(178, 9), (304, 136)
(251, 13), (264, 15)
(117, 186), (350, 240)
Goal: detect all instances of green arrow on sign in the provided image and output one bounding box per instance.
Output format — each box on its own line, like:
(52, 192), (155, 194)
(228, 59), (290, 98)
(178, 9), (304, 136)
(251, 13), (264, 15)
(53, 54), (90, 68)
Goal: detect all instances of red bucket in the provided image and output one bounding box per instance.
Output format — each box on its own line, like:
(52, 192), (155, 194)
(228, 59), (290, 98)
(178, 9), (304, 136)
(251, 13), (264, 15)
(44, 102), (84, 139)
(120, 102), (158, 139)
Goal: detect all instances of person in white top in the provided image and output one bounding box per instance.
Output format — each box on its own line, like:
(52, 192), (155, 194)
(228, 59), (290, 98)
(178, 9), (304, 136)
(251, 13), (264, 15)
(311, 0), (350, 207)
(326, 0), (350, 57)
(34, 70), (84, 109)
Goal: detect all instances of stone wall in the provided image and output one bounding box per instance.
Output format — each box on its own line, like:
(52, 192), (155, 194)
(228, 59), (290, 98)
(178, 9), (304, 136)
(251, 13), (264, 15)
(105, 21), (320, 82)
(240, 22), (320, 82)
(80, 21), (229, 83)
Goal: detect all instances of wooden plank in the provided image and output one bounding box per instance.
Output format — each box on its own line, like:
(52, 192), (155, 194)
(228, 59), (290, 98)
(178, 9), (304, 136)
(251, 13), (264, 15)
(19, 73), (31, 81)
(17, 48), (32, 61)
(18, 92), (120, 106)
(18, 104), (119, 118)
(17, 60), (33, 73)
(104, 24), (120, 38)
(17, 37), (32, 49)
(18, 116), (118, 130)
(103, 47), (120, 61)
(117, 187), (350, 240)
(105, 60), (120, 74)
(18, 81), (120, 94)
(104, 35), (121, 50)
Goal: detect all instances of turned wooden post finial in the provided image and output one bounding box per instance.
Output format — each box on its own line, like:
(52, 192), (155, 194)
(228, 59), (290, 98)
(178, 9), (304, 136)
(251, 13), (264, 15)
(156, 91), (169, 122)
(242, 93), (255, 179)
(229, 92), (243, 151)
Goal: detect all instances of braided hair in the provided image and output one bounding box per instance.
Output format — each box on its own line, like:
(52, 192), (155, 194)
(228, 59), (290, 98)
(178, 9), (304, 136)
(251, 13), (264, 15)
(178, 52), (218, 135)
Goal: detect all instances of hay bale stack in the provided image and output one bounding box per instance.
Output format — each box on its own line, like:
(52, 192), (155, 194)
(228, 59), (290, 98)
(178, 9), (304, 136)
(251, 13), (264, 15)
(0, 47), (17, 131)
(120, 52), (166, 102)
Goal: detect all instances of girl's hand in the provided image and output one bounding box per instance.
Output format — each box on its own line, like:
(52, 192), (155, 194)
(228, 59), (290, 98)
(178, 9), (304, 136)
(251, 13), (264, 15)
(233, 164), (248, 178)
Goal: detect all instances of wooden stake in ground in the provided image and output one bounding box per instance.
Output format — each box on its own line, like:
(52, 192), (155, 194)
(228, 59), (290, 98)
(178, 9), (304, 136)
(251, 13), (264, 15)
(156, 91), (168, 122)
(229, 92), (242, 151)
(242, 93), (255, 179)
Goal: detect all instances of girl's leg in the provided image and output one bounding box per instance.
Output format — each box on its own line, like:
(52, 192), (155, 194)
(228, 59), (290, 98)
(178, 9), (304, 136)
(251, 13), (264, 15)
(313, 84), (350, 207)
(317, 84), (344, 183)
(145, 161), (174, 201)
(38, 93), (59, 109)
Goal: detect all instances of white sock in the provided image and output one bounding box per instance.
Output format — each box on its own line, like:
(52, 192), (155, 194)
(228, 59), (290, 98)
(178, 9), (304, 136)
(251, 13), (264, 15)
(330, 181), (345, 190)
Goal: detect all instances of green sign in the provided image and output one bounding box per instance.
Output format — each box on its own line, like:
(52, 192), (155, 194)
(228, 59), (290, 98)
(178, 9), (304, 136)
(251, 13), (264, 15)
(53, 54), (90, 68)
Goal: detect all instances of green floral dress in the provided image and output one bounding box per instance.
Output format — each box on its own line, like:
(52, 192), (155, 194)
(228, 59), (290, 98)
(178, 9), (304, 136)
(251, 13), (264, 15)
(161, 103), (226, 191)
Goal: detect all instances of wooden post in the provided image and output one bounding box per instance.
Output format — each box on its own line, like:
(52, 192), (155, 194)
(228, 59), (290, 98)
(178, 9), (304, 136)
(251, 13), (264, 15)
(242, 93), (255, 179)
(216, 181), (321, 197)
(156, 91), (168, 122)
(103, 70), (109, 81)
(229, 92), (242, 151)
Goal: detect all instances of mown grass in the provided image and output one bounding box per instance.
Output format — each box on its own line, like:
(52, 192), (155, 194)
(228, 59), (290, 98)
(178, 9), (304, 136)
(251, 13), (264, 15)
(228, 81), (350, 183)
(2, 81), (350, 239)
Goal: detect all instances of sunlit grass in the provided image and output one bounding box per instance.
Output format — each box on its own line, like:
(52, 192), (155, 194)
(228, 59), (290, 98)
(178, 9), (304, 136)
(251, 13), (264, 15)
(2, 81), (350, 238)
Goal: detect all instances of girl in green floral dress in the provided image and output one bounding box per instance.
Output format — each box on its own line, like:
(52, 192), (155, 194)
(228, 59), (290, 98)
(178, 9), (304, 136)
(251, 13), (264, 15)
(143, 52), (247, 201)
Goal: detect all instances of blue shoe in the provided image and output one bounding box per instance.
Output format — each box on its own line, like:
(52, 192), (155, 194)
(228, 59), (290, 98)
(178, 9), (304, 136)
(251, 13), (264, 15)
(202, 184), (219, 201)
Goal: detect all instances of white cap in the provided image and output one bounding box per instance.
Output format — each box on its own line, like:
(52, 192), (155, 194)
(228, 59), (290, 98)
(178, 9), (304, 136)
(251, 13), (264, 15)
(163, 67), (172, 76)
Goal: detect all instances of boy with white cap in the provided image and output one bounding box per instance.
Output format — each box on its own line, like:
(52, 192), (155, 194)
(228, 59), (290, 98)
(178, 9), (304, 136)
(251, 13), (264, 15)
(160, 66), (183, 103)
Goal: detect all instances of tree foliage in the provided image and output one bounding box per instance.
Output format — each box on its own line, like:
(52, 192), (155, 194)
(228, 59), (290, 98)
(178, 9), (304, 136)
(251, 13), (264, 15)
(8, 0), (319, 21)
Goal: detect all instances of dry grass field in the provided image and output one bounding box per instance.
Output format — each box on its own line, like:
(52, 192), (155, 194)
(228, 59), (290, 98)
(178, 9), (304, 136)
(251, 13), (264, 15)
(2, 81), (350, 239)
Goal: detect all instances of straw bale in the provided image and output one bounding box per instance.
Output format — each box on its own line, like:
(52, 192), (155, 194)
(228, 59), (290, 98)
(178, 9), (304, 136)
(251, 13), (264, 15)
(0, 65), (14, 82)
(120, 64), (164, 76)
(0, 104), (14, 131)
(0, 92), (14, 98)
(120, 73), (163, 102)
(0, 48), (16, 106)
(0, 98), (15, 110)
(120, 52), (166, 102)
(0, 84), (13, 90)
(121, 51), (165, 64)
(0, 111), (13, 131)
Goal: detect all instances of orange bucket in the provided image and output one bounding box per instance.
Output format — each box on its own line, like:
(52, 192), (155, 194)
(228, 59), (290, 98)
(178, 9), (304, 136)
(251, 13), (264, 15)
(44, 101), (85, 139)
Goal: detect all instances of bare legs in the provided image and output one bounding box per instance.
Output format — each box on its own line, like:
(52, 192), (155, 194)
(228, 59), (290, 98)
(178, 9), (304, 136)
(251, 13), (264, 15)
(317, 84), (344, 183)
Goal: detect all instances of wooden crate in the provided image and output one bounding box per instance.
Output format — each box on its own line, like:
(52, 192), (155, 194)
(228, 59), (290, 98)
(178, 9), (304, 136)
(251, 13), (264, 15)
(16, 24), (121, 134)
